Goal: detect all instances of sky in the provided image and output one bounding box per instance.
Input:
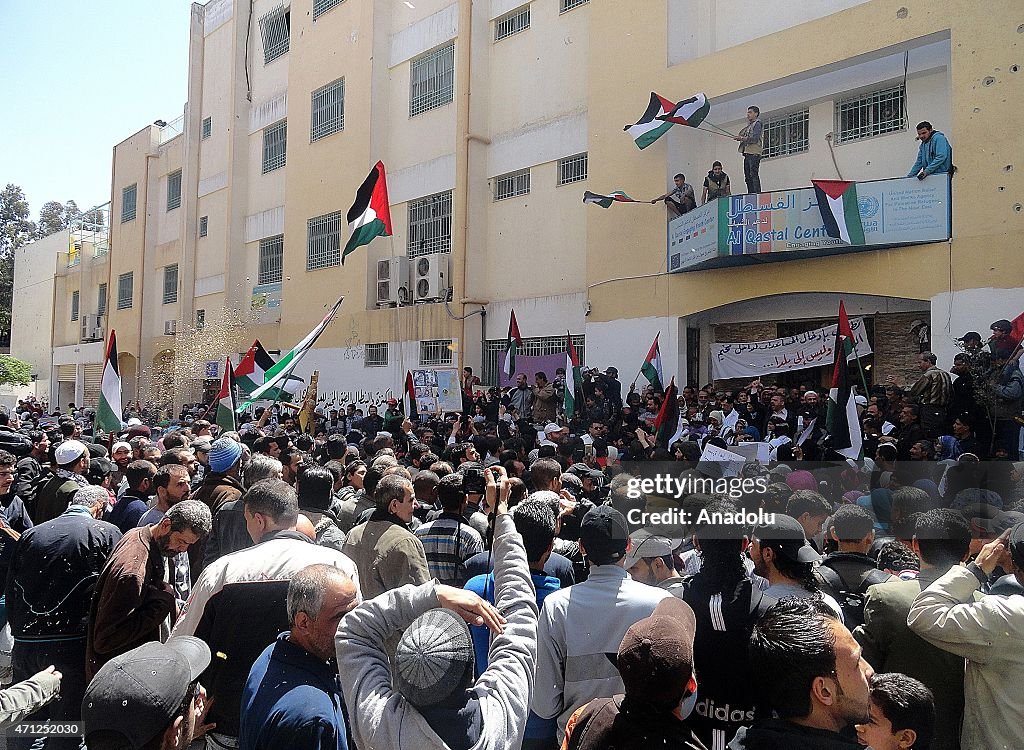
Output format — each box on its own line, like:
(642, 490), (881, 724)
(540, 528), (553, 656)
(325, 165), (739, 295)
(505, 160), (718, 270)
(0, 1), (195, 220)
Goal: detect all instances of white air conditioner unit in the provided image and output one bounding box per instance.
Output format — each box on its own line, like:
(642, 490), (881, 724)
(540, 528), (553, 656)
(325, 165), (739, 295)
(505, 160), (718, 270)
(164, 320), (178, 336)
(413, 253), (449, 303)
(375, 257), (411, 307)
(80, 314), (105, 342)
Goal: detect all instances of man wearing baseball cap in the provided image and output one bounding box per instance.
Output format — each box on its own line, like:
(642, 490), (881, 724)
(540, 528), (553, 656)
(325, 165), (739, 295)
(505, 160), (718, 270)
(534, 506), (671, 742)
(909, 521), (1024, 750)
(82, 636), (214, 750)
(623, 528), (685, 597)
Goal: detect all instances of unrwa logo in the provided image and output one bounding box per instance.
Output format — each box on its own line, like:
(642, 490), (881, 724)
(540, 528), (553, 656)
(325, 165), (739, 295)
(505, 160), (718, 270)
(858, 196), (879, 219)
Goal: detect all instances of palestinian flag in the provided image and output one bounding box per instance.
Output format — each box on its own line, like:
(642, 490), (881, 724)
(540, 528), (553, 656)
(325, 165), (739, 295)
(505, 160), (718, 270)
(234, 339), (276, 394)
(564, 332), (583, 420)
(238, 297), (344, 411)
(813, 180), (865, 245)
(640, 333), (664, 392)
(583, 191), (637, 208)
(343, 161), (392, 263)
(95, 330), (122, 434)
(404, 371), (418, 420)
(215, 356), (238, 433)
(502, 309), (523, 380)
(655, 92), (711, 127)
(826, 301), (863, 460)
(1008, 311), (1024, 349)
(654, 378), (679, 449)
(624, 92), (676, 149)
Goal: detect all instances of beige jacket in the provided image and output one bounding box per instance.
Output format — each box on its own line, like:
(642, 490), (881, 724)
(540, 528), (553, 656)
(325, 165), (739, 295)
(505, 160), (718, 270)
(0, 670), (61, 728)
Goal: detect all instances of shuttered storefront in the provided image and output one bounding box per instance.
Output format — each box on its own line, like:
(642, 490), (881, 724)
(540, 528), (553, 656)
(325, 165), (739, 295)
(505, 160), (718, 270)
(83, 364), (103, 408)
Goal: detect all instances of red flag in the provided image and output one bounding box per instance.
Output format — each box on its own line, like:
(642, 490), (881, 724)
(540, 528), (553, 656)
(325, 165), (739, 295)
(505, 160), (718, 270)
(1010, 311), (1024, 349)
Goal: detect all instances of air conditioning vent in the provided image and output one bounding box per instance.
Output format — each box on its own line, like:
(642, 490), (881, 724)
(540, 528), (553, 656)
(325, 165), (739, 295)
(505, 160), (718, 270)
(413, 252), (449, 303)
(375, 257), (410, 307)
(80, 314), (105, 342)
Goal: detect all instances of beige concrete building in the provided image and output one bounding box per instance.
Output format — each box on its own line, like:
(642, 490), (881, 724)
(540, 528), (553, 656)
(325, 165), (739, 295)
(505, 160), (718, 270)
(13, 0), (1024, 412)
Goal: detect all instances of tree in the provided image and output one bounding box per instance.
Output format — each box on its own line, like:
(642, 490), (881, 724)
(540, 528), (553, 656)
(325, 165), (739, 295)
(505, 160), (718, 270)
(36, 199), (80, 238)
(0, 185), (36, 335)
(0, 355), (33, 386)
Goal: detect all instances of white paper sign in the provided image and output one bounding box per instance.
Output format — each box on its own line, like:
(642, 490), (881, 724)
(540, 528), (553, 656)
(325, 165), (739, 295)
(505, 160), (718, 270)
(697, 443), (748, 478)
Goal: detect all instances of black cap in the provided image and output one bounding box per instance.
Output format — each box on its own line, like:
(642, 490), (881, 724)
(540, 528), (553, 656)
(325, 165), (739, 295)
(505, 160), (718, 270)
(958, 331), (982, 343)
(580, 506), (630, 565)
(753, 513), (821, 563)
(991, 319), (1013, 332)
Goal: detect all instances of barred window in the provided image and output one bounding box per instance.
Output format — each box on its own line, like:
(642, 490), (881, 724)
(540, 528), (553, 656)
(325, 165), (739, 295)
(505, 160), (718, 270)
(201, 116), (212, 139)
(262, 120), (287, 173)
(558, 153), (588, 185)
(199, 216), (209, 237)
(117, 272), (134, 310)
(560, 0), (588, 12)
(97, 283), (107, 316)
(763, 110), (809, 159)
(196, 309), (206, 330)
(494, 168), (530, 201)
(407, 190), (452, 258)
(364, 343), (389, 367)
(483, 334), (585, 385)
(420, 339), (453, 366)
(121, 184), (137, 223)
(259, 234), (285, 283)
(410, 43), (455, 117)
(835, 84), (905, 144)
(495, 5), (530, 41)
(311, 78), (345, 142)
(167, 170), (182, 211)
(259, 5), (290, 64)
(71, 291), (80, 322)
(313, 0), (343, 20)
(306, 212), (341, 270)
(163, 264), (179, 305)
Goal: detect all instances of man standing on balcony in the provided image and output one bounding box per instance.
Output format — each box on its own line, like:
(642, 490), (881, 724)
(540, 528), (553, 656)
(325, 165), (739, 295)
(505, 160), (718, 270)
(907, 121), (952, 180)
(734, 105), (763, 193)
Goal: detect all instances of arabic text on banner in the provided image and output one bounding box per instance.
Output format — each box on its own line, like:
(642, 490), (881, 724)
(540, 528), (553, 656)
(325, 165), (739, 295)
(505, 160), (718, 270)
(711, 317), (872, 380)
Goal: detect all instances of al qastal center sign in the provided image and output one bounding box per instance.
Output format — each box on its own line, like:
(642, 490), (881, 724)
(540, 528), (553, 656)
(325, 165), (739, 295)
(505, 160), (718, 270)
(668, 174), (951, 272)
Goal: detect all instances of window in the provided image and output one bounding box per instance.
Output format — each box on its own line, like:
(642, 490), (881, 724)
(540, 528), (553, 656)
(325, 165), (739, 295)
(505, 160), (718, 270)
(763, 110), (809, 158)
(560, 0), (589, 12)
(410, 43), (455, 117)
(306, 212), (341, 270)
(364, 343), (388, 367)
(259, 234), (285, 283)
(201, 116), (212, 139)
(71, 291), (80, 322)
(483, 334), (585, 385)
(259, 5), (290, 64)
(835, 84), (905, 144)
(494, 168), (530, 201)
(313, 0), (343, 20)
(495, 5), (530, 41)
(121, 184), (137, 223)
(163, 264), (179, 304)
(166, 170), (182, 211)
(199, 216), (209, 237)
(420, 339), (453, 366)
(97, 283), (107, 316)
(311, 78), (345, 142)
(262, 120), (287, 173)
(117, 272), (134, 310)
(558, 153), (588, 185)
(407, 190), (452, 258)
(196, 309), (206, 330)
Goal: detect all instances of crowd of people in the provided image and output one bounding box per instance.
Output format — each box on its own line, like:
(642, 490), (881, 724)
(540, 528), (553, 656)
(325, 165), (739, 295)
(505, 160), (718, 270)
(0, 315), (1017, 749)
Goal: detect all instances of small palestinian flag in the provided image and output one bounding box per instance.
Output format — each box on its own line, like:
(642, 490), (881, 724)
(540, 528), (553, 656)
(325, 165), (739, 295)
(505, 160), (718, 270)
(825, 301), (862, 460)
(502, 309), (523, 380)
(654, 378), (679, 449)
(343, 161), (392, 263)
(404, 371), (418, 420)
(812, 180), (865, 245)
(624, 92), (676, 149)
(564, 332), (583, 420)
(655, 92), (711, 127)
(640, 333), (664, 392)
(234, 339), (276, 394)
(583, 191), (637, 208)
(216, 356), (238, 433)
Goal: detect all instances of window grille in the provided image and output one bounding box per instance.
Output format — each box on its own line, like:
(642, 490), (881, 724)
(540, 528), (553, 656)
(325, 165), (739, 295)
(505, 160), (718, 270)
(313, 0), (343, 20)
(163, 264), (179, 305)
(483, 335), (585, 385)
(420, 339), (453, 366)
(835, 84), (905, 143)
(311, 78), (345, 142)
(117, 272), (134, 310)
(262, 120), (287, 173)
(259, 5), (290, 64)
(364, 343), (388, 367)
(407, 190), (452, 258)
(201, 116), (212, 139)
(558, 153), (588, 185)
(167, 170), (182, 211)
(196, 309), (206, 330)
(494, 169), (531, 201)
(306, 213), (341, 270)
(97, 283), (107, 316)
(260, 234), (285, 283)
(121, 184), (137, 223)
(495, 5), (530, 41)
(409, 43), (455, 117)
(763, 110), (809, 158)
(199, 216), (209, 237)
(71, 291), (80, 321)
(560, 0), (588, 12)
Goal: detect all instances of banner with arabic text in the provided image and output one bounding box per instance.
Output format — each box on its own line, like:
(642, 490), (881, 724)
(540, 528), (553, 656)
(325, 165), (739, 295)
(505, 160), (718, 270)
(711, 317), (871, 380)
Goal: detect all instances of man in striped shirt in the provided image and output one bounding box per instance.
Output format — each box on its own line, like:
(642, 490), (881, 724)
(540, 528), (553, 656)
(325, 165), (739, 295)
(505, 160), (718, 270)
(414, 473), (484, 586)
